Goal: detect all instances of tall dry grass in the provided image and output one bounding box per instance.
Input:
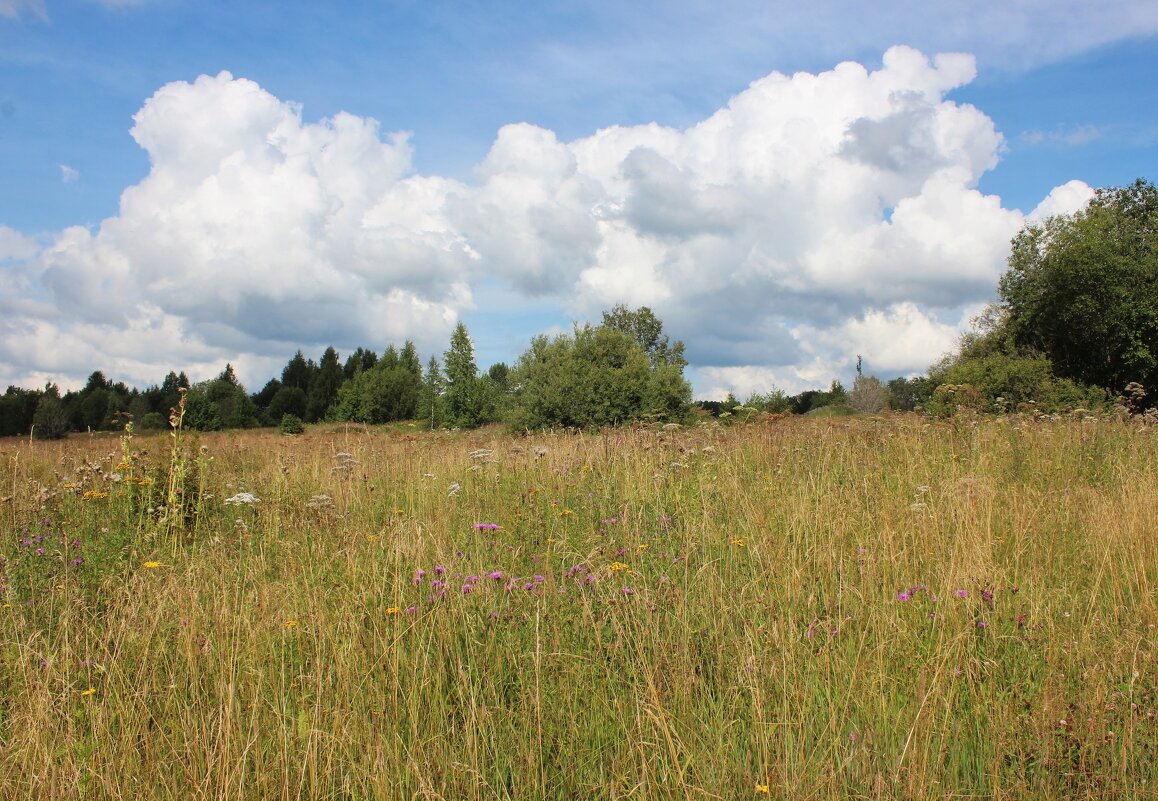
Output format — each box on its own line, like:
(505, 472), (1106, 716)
(0, 414), (1155, 800)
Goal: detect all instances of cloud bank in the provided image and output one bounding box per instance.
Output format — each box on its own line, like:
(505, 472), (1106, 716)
(1, 47), (1094, 396)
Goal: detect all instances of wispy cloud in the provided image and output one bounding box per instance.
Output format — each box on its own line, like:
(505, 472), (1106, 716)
(0, 0), (47, 21)
(59, 164), (79, 183)
(1020, 124), (1102, 147)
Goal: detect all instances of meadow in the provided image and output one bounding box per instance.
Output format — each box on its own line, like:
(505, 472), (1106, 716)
(0, 411), (1155, 800)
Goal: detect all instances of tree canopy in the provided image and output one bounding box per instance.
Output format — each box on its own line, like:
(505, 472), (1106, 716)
(1000, 179), (1157, 395)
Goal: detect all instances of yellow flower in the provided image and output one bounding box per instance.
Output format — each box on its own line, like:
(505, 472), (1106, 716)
(55, 583), (65, 589)
(1, 603), (10, 609)
(636, 543), (649, 551)
(608, 561), (630, 572)
(284, 619), (298, 629)
(142, 561), (162, 569)
(386, 607), (401, 615)
(137, 477), (154, 487)
(115, 461), (131, 471)
(731, 538), (746, 547)
(83, 490), (109, 500)
(80, 687), (97, 697)
(62, 482), (78, 489)
(755, 785), (769, 794)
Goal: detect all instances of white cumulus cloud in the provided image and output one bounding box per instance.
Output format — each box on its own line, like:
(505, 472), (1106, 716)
(0, 48), (1088, 396)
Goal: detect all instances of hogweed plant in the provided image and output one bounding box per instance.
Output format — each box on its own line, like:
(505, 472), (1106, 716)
(0, 412), (1154, 799)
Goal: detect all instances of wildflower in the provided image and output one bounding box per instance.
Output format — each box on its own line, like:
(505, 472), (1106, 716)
(434, 565), (446, 575)
(956, 589), (969, 598)
(462, 583), (474, 594)
(142, 561), (162, 569)
(976, 620), (988, 629)
(636, 543), (649, 551)
(386, 607), (401, 615)
(80, 687), (97, 697)
(731, 538), (746, 547)
(474, 523), (501, 531)
(756, 785), (770, 795)
(622, 587), (634, 596)
(488, 571), (503, 581)
(608, 561), (630, 572)
(284, 619), (297, 628)
(224, 492), (260, 506)
(897, 590), (911, 602)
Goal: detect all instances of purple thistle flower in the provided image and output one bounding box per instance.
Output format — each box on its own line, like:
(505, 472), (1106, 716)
(956, 589), (969, 599)
(622, 586), (634, 596)
(976, 620), (987, 629)
(897, 590), (911, 602)
(434, 565), (446, 575)
(462, 583), (473, 594)
(488, 571), (503, 581)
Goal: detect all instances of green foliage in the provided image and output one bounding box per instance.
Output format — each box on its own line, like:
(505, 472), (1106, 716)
(332, 342), (423, 425)
(266, 386), (307, 423)
(280, 350), (315, 391)
(886, 376), (934, 411)
(508, 314), (692, 430)
(137, 411), (167, 430)
(443, 323), (482, 428)
(924, 383), (986, 417)
(601, 303), (688, 368)
(0, 385), (40, 437)
(184, 368), (258, 431)
(279, 413), (305, 435)
(417, 356), (446, 430)
(928, 312), (1110, 414)
(32, 385), (70, 440)
(1000, 179), (1157, 397)
(306, 347), (343, 422)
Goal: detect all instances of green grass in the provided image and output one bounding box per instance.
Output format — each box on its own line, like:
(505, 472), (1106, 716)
(0, 414), (1155, 799)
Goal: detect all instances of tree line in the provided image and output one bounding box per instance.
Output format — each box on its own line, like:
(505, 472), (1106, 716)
(3, 179), (1154, 438)
(1, 306), (695, 438)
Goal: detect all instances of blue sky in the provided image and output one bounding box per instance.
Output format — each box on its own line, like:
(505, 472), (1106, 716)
(2, 0), (1156, 398)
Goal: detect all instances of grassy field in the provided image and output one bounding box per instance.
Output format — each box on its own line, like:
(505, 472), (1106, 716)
(1, 413), (1155, 800)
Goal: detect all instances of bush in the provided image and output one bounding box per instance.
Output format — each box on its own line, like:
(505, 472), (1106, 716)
(279, 413), (305, 435)
(138, 411), (168, 431)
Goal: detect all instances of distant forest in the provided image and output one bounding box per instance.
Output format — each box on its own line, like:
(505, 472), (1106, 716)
(2, 180), (1155, 438)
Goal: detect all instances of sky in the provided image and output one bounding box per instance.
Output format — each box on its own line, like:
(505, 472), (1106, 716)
(1, 0), (1156, 400)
